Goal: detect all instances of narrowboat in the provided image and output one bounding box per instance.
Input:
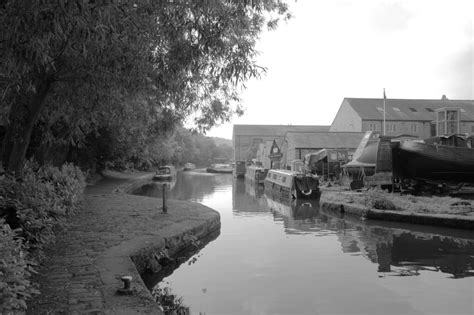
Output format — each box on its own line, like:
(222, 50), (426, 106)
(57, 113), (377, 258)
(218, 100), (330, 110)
(233, 160), (246, 178)
(264, 169), (320, 200)
(153, 165), (177, 181)
(244, 165), (267, 185)
(206, 163), (233, 173)
(183, 163), (196, 171)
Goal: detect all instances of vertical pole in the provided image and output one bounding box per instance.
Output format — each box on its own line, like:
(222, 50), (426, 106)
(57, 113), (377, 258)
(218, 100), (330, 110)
(383, 88), (386, 135)
(162, 183), (168, 213)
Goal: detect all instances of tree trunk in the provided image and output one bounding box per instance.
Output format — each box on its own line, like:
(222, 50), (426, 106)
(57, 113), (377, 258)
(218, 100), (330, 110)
(2, 77), (52, 178)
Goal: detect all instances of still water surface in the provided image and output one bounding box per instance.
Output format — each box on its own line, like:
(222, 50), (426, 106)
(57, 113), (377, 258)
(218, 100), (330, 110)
(136, 171), (474, 315)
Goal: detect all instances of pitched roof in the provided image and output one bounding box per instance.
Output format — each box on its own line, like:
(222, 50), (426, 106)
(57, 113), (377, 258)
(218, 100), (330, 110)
(284, 131), (365, 149)
(345, 98), (474, 121)
(233, 124), (330, 137)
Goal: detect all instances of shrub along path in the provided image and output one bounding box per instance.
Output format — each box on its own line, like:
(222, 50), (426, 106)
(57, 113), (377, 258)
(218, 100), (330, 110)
(27, 171), (220, 314)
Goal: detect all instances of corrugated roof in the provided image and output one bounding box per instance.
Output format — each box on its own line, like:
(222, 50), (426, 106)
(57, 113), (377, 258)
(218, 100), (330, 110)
(233, 124), (330, 137)
(345, 98), (474, 121)
(284, 131), (365, 149)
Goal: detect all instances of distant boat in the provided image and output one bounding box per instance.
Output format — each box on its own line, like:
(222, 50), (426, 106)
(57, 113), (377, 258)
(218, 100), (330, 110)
(183, 163), (196, 171)
(244, 164), (267, 185)
(264, 169), (320, 200)
(153, 165), (176, 181)
(393, 134), (474, 184)
(206, 163), (233, 174)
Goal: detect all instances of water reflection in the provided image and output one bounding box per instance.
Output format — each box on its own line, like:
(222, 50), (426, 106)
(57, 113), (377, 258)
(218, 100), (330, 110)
(265, 194), (474, 279)
(232, 179), (269, 214)
(134, 170), (233, 202)
(135, 171), (474, 315)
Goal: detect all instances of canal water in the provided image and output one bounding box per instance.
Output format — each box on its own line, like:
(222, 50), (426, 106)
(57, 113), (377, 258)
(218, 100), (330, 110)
(136, 171), (474, 315)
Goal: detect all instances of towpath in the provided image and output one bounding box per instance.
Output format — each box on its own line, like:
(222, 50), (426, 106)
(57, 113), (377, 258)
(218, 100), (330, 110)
(27, 171), (220, 314)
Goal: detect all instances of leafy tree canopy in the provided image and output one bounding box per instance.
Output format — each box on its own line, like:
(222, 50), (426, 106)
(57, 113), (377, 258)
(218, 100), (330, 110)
(0, 0), (290, 176)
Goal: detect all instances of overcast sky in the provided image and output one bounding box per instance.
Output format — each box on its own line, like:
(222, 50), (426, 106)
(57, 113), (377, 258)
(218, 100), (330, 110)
(205, 0), (473, 140)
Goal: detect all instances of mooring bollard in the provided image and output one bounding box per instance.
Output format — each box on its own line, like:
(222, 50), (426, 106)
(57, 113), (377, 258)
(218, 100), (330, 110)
(116, 275), (133, 295)
(162, 183), (168, 213)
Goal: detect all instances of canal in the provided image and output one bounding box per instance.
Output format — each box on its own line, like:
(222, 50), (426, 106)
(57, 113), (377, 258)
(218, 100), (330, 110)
(135, 171), (474, 315)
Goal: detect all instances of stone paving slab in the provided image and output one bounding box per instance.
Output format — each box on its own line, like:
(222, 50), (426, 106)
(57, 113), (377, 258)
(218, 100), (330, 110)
(27, 171), (220, 314)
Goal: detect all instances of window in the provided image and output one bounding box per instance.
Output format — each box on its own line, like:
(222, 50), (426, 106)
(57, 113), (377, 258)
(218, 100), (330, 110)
(410, 124), (418, 133)
(393, 107), (401, 112)
(369, 123), (377, 131)
(376, 107), (384, 112)
(426, 108), (434, 112)
(387, 124), (396, 133)
(460, 109), (466, 113)
(471, 125), (474, 133)
(409, 107), (417, 112)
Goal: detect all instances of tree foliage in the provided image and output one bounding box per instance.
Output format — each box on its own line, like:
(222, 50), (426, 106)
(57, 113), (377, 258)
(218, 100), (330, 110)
(0, 0), (290, 176)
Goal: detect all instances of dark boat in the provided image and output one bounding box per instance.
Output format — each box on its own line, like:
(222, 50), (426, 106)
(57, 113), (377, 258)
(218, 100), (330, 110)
(233, 160), (246, 178)
(264, 169), (320, 200)
(153, 165), (177, 181)
(183, 163), (196, 171)
(392, 134), (474, 184)
(244, 164), (267, 185)
(342, 131), (417, 190)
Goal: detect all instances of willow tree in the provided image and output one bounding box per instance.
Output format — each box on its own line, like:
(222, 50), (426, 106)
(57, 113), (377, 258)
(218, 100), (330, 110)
(0, 0), (290, 176)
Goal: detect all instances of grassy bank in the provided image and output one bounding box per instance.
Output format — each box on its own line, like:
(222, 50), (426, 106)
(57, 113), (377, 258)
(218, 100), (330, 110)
(321, 186), (474, 217)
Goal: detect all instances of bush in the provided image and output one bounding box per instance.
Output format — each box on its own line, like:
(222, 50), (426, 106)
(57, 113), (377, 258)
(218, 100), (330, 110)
(364, 188), (397, 210)
(0, 161), (86, 257)
(0, 161), (85, 311)
(0, 219), (38, 313)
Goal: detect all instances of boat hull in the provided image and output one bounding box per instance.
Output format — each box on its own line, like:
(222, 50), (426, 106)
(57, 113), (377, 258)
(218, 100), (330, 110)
(152, 175), (172, 181)
(393, 141), (474, 183)
(245, 166), (267, 185)
(264, 169), (320, 200)
(153, 165), (176, 181)
(206, 167), (233, 174)
(183, 163), (196, 171)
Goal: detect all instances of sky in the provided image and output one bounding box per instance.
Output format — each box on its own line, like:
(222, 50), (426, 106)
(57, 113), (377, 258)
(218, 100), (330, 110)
(205, 0), (473, 140)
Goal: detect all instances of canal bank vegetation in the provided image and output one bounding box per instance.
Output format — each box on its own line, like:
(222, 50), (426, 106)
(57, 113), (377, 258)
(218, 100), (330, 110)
(0, 1), (290, 312)
(322, 186), (474, 217)
(0, 162), (85, 312)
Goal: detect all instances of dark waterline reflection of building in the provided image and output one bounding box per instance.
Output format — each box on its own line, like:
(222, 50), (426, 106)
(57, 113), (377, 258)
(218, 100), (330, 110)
(266, 193), (474, 279)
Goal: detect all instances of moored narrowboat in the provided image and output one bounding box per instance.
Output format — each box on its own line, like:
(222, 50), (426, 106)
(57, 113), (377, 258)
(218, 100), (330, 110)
(206, 163), (233, 173)
(233, 160), (246, 178)
(183, 163), (196, 171)
(244, 165), (268, 185)
(153, 165), (177, 181)
(264, 169), (320, 200)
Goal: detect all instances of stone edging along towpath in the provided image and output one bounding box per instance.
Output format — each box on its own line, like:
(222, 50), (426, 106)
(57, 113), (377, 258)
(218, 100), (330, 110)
(320, 199), (474, 230)
(27, 172), (220, 314)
